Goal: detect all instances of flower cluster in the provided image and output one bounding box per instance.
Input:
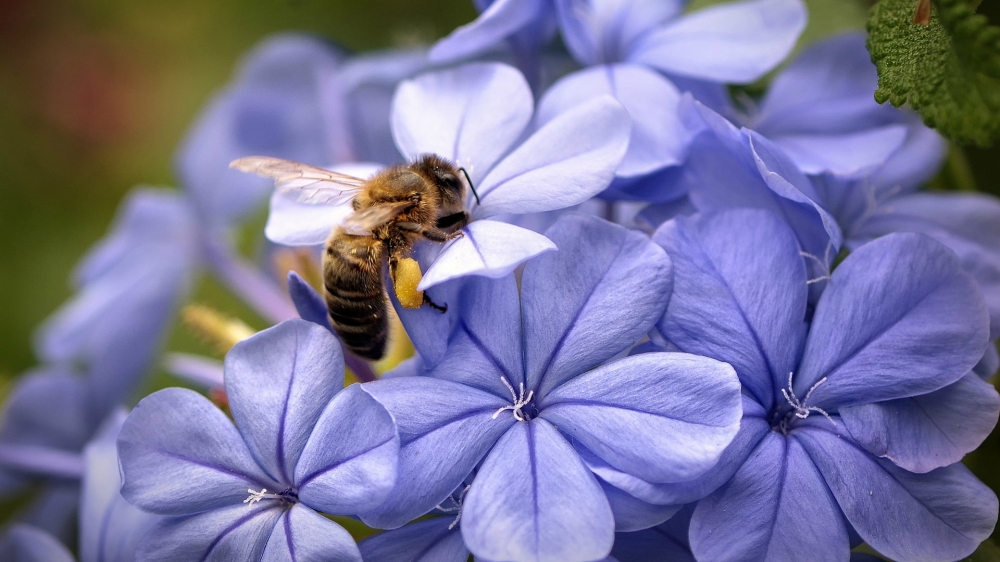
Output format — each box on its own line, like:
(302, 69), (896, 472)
(2, 1), (1000, 561)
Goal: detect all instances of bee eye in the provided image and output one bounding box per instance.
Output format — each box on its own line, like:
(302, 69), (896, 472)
(436, 172), (460, 190)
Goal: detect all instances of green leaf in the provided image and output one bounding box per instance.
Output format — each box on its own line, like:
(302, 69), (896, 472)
(867, 0), (1000, 146)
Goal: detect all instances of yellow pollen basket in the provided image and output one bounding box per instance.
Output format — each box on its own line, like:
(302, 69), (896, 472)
(395, 257), (425, 309)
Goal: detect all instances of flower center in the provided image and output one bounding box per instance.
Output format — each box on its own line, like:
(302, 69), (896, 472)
(492, 376), (535, 422)
(243, 487), (298, 506)
(771, 372), (835, 434)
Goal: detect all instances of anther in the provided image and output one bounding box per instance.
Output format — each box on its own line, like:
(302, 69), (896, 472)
(780, 372), (836, 428)
(492, 376), (534, 422)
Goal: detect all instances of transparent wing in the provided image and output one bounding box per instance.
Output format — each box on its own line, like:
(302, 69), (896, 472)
(230, 156), (366, 205)
(342, 201), (414, 235)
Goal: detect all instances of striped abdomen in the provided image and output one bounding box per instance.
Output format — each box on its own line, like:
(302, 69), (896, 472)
(322, 233), (388, 360)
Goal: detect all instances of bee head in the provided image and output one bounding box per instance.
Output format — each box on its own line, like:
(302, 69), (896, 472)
(414, 154), (466, 204)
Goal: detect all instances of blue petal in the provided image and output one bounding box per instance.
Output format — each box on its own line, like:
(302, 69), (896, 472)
(418, 220), (556, 290)
(202, 239), (298, 324)
(797, 233), (991, 409)
(360, 377), (513, 528)
(854, 191), (1000, 339)
(81, 409), (161, 562)
(629, 0), (805, 83)
(0, 525), (75, 562)
(391, 62), (532, 185)
(840, 372), (999, 473)
(655, 209), (808, 411)
(177, 35), (344, 226)
(430, 0), (548, 63)
(225, 320), (345, 485)
(868, 118), (946, 192)
(136, 503), (284, 562)
(17, 483), (80, 541)
(536, 64), (691, 177)
(263, 162), (380, 246)
(337, 48), (431, 165)
(294, 385), (399, 515)
(797, 425), (998, 562)
(359, 517), (469, 562)
(581, 397), (771, 506)
(394, 271), (519, 374)
(768, 126), (908, 176)
(118, 388), (274, 515)
(0, 445), (84, 480)
(690, 432), (850, 562)
(475, 96), (631, 217)
(260, 504), (362, 562)
(36, 189), (198, 414)
(600, 479), (681, 532)
(753, 33), (891, 135)
(523, 214), (672, 397)
(0, 369), (95, 453)
(553, 0), (684, 65)
(286, 272), (331, 332)
(163, 353), (225, 390)
(461, 419), (614, 562)
(541, 353), (741, 483)
(677, 99), (841, 260)
(419, 276), (527, 395)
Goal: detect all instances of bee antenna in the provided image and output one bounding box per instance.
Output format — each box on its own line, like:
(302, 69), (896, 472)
(459, 167), (480, 206)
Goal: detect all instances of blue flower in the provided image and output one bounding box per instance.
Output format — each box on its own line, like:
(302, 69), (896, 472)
(360, 215), (742, 562)
(117, 319), (399, 561)
(34, 189), (201, 415)
(264, 62), (631, 291)
(0, 525), (75, 562)
(79, 409), (162, 562)
(0, 380), (160, 554)
(0, 368), (103, 538)
(177, 35), (346, 228)
(432, 0), (804, 85)
(630, 209), (998, 561)
(731, 33), (916, 177)
(819, 177), (1000, 357)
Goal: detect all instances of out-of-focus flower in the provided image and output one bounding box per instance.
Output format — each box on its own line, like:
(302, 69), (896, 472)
(117, 320), (399, 561)
(0, 525), (75, 562)
(0, 368), (101, 538)
(361, 215), (742, 562)
(79, 409), (161, 562)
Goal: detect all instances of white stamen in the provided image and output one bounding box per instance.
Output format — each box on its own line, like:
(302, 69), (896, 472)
(492, 376), (534, 422)
(243, 488), (282, 505)
(780, 372), (835, 427)
(434, 484), (472, 530)
(800, 248), (833, 286)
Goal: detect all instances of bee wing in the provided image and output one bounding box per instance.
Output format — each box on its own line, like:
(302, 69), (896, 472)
(230, 156), (365, 205)
(342, 201), (414, 235)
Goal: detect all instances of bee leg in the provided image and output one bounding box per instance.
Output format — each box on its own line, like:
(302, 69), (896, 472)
(396, 221), (465, 243)
(423, 226), (464, 243)
(436, 211), (469, 230)
(423, 293), (448, 313)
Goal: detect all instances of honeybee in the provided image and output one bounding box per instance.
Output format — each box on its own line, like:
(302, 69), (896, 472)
(230, 154), (476, 360)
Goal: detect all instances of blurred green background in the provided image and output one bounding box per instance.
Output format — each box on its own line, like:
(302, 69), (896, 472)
(0, 0), (999, 554)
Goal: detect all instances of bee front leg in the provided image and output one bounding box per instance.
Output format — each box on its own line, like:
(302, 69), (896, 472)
(398, 223), (465, 244)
